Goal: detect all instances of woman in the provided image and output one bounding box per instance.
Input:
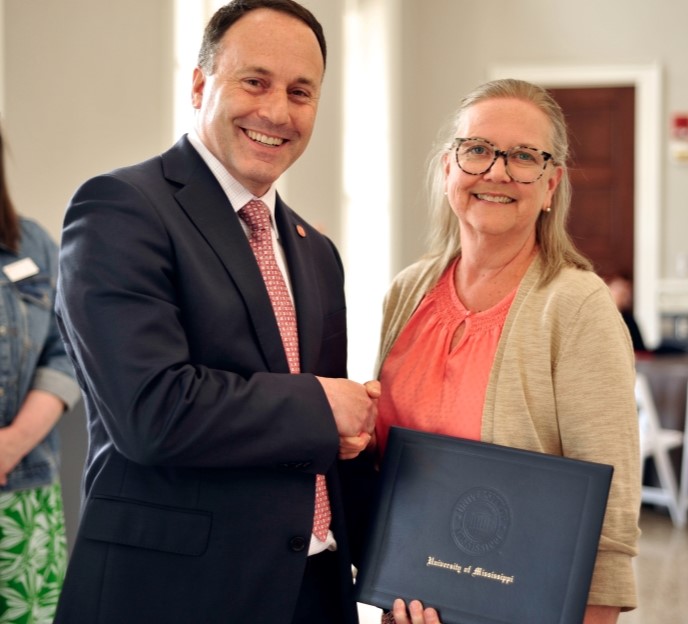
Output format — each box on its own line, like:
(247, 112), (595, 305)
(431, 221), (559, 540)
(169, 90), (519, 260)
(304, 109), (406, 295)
(374, 80), (640, 624)
(0, 124), (80, 622)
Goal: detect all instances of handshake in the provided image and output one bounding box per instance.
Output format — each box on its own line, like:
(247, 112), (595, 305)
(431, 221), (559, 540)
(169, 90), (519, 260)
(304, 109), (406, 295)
(316, 377), (381, 460)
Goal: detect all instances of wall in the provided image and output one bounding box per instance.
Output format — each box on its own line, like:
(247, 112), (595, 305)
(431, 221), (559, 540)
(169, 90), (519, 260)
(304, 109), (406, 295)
(279, 0), (345, 246)
(2, 0), (174, 240)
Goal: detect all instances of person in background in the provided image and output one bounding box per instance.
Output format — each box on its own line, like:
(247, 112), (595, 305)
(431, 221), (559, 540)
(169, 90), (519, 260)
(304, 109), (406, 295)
(607, 273), (687, 356)
(53, 2), (378, 623)
(373, 79), (640, 624)
(0, 123), (80, 622)
(606, 273), (648, 353)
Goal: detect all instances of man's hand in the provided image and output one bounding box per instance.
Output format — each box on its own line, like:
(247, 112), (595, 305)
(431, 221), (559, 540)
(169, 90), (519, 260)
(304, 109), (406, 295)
(316, 378), (380, 459)
(338, 432), (372, 459)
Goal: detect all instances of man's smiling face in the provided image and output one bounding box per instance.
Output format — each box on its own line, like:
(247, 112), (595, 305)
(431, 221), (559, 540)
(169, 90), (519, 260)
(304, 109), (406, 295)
(191, 8), (324, 197)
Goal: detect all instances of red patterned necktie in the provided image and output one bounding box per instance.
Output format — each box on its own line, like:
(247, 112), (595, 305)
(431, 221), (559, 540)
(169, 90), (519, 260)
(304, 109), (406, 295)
(238, 200), (331, 541)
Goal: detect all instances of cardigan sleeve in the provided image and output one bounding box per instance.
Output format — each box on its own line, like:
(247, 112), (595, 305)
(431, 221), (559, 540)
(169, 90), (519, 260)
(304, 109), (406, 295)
(486, 263), (640, 609)
(553, 283), (641, 609)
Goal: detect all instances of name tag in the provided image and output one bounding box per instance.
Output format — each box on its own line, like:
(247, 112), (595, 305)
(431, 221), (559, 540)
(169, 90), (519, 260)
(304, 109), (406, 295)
(3, 257), (40, 282)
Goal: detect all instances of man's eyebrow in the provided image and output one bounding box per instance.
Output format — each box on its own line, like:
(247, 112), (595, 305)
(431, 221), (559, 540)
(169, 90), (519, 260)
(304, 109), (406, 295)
(240, 65), (270, 77)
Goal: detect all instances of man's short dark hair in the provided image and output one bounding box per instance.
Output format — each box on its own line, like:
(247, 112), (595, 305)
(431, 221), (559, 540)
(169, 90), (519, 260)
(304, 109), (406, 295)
(197, 0), (327, 74)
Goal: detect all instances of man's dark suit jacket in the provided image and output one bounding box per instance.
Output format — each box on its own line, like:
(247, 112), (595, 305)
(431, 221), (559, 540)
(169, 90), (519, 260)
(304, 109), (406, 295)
(54, 136), (368, 623)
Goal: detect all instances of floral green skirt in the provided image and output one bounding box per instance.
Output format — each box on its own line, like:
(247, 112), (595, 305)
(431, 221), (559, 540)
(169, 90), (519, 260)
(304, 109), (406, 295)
(0, 482), (67, 624)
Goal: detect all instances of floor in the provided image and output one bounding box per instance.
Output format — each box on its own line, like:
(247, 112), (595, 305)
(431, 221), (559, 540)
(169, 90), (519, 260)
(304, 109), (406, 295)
(357, 507), (688, 624)
(621, 507), (688, 623)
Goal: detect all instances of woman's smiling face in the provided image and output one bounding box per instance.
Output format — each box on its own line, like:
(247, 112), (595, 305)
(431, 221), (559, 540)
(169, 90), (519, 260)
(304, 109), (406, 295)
(443, 97), (562, 244)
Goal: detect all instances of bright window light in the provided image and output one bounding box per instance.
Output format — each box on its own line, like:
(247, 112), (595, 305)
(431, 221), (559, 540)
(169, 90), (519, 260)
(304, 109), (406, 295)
(173, 0), (224, 139)
(342, 0), (392, 381)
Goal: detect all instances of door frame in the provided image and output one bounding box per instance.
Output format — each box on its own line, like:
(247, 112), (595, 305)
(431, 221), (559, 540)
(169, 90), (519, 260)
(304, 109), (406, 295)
(489, 63), (662, 345)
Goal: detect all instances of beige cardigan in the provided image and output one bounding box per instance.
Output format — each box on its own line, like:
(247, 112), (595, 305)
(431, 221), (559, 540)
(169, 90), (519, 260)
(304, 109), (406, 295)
(377, 254), (640, 609)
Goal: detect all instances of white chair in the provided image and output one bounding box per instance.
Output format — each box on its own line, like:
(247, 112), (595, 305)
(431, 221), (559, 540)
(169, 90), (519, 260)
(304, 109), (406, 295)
(679, 380), (688, 524)
(635, 372), (686, 528)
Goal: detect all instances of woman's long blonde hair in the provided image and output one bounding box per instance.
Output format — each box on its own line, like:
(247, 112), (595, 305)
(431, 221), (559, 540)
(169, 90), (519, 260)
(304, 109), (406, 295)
(424, 78), (592, 286)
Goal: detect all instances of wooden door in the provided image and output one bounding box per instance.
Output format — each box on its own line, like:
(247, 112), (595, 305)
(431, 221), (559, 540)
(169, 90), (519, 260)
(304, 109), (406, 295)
(547, 86), (635, 280)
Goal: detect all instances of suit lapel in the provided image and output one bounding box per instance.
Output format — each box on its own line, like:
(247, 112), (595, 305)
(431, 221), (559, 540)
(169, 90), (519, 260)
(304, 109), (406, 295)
(161, 137), (290, 373)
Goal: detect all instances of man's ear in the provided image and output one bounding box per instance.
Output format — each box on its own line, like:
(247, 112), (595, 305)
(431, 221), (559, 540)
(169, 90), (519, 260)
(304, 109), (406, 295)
(191, 67), (206, 110)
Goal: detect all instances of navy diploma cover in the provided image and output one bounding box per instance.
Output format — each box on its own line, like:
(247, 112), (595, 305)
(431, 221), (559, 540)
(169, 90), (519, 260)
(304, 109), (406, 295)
(355, 427), (613, 624)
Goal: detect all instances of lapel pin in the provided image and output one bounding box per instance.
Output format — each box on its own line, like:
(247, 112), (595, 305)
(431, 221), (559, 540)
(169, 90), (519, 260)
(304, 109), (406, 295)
(296, 224), (307, 238)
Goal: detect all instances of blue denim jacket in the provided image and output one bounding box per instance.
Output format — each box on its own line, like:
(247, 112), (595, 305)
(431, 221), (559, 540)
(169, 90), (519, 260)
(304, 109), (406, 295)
(0, 218), (80, 491)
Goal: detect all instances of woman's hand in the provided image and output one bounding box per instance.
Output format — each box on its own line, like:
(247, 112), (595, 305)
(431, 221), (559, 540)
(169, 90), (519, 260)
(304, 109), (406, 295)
(385, 601), (617, 624)
(0, 390), (64, 485)
(389, 599), (442, 624)
(583, 605), (620, 623)
(0, 428), (24, 484)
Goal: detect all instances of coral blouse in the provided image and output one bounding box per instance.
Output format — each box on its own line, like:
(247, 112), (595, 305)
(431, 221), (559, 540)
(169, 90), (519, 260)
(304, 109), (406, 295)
(376, 258), (515, 455)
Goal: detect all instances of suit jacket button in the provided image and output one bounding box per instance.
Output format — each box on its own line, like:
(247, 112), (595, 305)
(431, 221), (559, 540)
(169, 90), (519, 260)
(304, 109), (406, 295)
(289, 536), (307, 552)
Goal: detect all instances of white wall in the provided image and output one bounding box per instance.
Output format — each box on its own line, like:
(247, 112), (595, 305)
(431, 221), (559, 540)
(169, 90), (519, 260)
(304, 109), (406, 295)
(280, 0), (346, 246)
(2, 0), (174, 241)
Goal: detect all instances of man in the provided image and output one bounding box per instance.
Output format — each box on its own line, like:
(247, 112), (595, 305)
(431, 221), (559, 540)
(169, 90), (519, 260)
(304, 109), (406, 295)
(54, 2), (378, 622)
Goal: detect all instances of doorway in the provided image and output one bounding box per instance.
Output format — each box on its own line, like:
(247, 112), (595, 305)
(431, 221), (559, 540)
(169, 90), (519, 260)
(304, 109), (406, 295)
(548, 86), (635, 280)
